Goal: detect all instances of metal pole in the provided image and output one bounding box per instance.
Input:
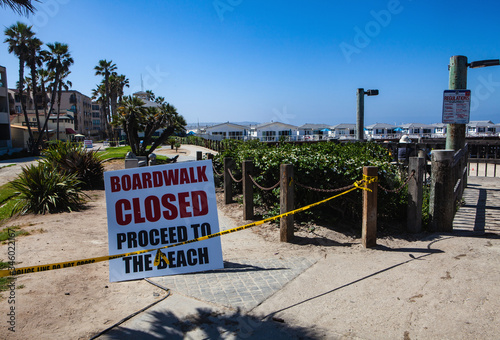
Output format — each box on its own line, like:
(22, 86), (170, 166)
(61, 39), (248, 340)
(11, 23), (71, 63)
(356, 88), (365, 141)
(446, 55), (468, 151)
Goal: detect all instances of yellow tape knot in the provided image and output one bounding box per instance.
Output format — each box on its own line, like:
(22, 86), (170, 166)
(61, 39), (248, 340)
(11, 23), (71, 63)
(354, 175), (378, 192)
(154, 249), (170, 267)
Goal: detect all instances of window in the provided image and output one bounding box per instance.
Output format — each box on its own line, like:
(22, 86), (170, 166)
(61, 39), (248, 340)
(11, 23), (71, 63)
(261, 130), (276, 141)
(0, 123), (10, 140)
(228, 131), (243, 140)
(279, 130), (291, 136)
(262, 131), (276, 137)
(92, 105), (100, 110)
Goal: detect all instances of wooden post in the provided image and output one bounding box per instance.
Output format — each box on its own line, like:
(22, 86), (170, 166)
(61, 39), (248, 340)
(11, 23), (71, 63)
(407, 157), (424, 233)
(429, 150), (455, 232)
(196, 151), (202, 161)
(224, 157), (233, 204)
(280, 164), (294, 242)
(242, 160), (254, 220)
(362, 166), (378, 248)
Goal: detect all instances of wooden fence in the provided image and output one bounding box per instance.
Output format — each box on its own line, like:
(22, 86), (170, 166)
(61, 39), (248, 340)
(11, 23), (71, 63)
(217, 142), (470, 247)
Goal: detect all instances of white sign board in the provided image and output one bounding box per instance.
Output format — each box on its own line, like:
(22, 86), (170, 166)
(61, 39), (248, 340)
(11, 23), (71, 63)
(442, 90), (471, 124)
(84, 139), (93, 148)
(104, 160), (223, 282)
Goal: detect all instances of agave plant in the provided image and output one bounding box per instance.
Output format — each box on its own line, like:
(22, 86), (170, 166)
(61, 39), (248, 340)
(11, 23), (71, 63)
(42, 141), (104, 189)
(11, 163), (87, 215)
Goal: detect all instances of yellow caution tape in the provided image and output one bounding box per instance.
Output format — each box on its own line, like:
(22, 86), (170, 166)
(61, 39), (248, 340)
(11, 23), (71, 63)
(0, 176), (377, 278)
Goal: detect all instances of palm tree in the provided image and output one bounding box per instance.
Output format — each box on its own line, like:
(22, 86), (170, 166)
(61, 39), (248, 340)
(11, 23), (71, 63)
(115, 95), (146, 153)
(116, 74), (129, 103)
(43, 42), (73, 142)
(0, 0), (38, 15)
(37, 67), (53, 141)
(4, 22), (36, 152)
(94, 59), (116, 137)
(26, 35), (43, 133)
(146, 90), (155, 101)
(108, 73), (129, 123)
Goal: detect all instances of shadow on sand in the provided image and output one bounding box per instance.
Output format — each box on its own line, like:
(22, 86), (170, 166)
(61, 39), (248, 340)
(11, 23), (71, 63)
(94, 307), (320, 339)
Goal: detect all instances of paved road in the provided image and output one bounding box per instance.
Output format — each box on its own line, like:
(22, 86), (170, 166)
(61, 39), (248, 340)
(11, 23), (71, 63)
(0, 156), (40, 186)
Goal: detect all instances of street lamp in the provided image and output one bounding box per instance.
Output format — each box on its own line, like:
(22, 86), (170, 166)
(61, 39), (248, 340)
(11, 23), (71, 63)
(446, 56), (500, 150)
(356, 88), (379, 141)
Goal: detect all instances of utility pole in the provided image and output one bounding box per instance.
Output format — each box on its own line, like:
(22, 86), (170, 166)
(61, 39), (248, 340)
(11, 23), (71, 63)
(356, 88), (365, 141)
(446, 55), (468, 151)
(356, 88), (379, 141)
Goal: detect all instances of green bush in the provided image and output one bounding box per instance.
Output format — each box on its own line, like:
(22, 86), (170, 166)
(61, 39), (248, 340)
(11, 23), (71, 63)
(11, 163), (87, 215)
(42, 141), (104, 189)
(214, 140), (407, 226)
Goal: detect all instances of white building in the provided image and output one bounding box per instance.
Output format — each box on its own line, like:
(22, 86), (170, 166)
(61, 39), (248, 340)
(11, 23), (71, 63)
(400, 123), (435, 138)
(205, 122), (249, 140)
(365, 123), (396, 139)
(466, 121), (497, 137)
(297, 123), (331, 141)
(250, 122), (298, 142)
(431, 123), (447, 137)
(331, 123), (356, 139)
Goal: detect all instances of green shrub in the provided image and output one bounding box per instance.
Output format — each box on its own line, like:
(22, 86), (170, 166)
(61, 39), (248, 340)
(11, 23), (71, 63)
(214, 140), (407, 226)
(42, 141), (104, 189)
(11, 163), (87, 215)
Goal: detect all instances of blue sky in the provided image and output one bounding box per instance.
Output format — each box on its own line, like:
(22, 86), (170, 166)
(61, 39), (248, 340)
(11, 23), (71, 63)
(1, 0), (500, 126)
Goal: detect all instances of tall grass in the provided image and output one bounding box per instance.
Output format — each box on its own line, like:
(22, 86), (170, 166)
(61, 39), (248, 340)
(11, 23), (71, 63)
(11, 163), (87, 215)
(42, 141), (104, 189)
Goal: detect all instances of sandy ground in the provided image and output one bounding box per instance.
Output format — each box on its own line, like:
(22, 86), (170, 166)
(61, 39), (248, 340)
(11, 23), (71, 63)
(1, 150), (500, 339)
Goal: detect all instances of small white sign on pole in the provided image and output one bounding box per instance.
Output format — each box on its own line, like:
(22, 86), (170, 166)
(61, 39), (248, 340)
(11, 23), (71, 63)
(104, 160), (223, 282)
(442, 90), (471, 124)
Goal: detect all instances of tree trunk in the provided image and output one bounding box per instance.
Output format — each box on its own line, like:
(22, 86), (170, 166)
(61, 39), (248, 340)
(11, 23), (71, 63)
(30, 56), (42, 150)
(18, 58), (35, 154)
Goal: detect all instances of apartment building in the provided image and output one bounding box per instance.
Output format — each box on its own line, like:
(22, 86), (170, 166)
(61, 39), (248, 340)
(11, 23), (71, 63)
(0, 66), (12, 153)
(58, 90), (94, 137)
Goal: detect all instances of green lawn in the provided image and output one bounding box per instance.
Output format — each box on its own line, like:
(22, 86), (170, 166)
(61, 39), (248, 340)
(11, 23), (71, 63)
(0, 183), (19, 222)
(98, 145), (171, 162)
(97, 146), (131, 159)
(0, 183), (16, 204)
